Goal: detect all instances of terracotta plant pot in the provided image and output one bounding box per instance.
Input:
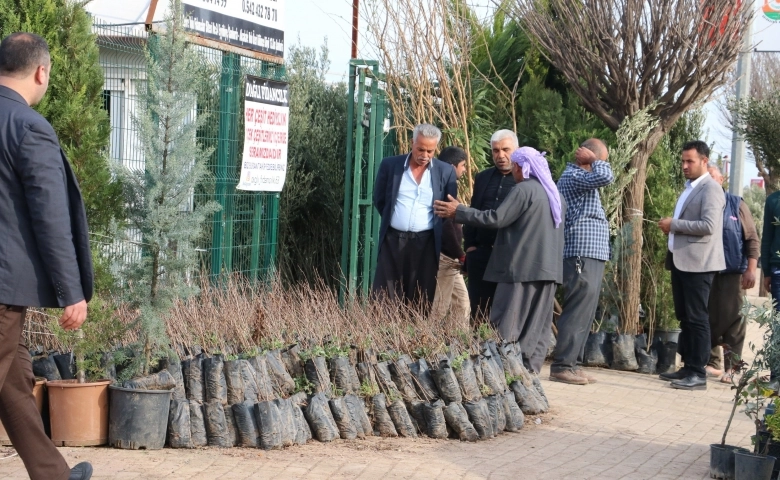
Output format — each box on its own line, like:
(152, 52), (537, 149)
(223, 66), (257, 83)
(48, 379), (111, 446)
(0, 378), (47, 446)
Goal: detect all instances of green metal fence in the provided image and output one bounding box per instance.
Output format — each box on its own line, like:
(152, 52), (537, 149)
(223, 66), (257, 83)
(339, 60), (396, 301)
(93, 22), (284, 280)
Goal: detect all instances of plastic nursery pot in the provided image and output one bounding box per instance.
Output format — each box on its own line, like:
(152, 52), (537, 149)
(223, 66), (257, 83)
(0, 378), (48, 446)
(756, 432), (780, 479)
(108, 385), (172, 450)
(710, 444), (750, 480)
(654, 328), (681, 345)
(583, 332), (610, 367)
(734, 451), (776, 480)
(48, 379), (111, 446)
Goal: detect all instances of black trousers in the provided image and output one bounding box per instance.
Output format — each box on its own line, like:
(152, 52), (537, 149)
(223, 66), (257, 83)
(372, 228), (438, 308)
(466, 247), (497, 321)
(671, 264), (715, 378)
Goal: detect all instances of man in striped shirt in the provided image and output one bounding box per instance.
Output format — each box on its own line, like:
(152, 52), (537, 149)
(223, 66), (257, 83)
(550, 139), (614, 385)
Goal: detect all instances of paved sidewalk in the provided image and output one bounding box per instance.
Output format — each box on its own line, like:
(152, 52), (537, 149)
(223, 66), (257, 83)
(0, 319), (765, 479)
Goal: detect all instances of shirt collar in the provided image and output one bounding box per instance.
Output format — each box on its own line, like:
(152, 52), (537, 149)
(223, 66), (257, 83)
(404, 153), (433, 170)
(686, 171), (710, 189)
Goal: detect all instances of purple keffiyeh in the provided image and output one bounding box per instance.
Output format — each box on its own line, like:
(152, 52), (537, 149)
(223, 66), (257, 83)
(510, 147), (562, 228)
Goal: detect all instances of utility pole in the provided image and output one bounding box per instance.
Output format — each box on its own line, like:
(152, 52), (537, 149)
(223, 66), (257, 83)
(351, 0), (359, 58)
(728, 10), (753, 196)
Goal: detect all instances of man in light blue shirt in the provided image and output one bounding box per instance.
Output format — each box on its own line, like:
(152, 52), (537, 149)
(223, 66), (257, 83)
(372, 124), (458, 308)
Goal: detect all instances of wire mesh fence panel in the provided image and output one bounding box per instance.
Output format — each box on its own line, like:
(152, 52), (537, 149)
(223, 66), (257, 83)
(93, 21), (284, 281)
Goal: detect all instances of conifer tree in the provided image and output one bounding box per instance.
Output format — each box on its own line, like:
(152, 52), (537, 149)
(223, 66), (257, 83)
(0, 0), (124, 235)
(116, 0), (219, 377)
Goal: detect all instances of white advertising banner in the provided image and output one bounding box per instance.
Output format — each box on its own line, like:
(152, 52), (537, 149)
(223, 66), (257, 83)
(755, 0), (780, 51)
(183, 0), (285, 57)
(237, 76), (289, 192)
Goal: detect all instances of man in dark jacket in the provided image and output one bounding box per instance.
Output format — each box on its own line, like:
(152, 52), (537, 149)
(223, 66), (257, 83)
(0, 33), (94, 480)
(372, 124), (458, 308)
(435, 147), (566, 373)
(431, 146), (469, 328)
(705, 166), (758, 383)
(463, 129), (518, 321)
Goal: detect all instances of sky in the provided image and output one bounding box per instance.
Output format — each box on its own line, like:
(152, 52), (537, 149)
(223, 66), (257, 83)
(284, 0), (761, 186)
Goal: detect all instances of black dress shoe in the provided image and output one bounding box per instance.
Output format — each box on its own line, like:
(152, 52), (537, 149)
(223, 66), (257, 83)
(69, 462), (93, 480)
(659, 370), (687, 381)
(670, 375), (707, 391)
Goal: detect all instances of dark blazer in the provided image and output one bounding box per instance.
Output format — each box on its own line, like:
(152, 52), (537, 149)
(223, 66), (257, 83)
(373, 153), (457, 257)
(463, 166), (512, 250)
(0, 86), (93, 308)
(455, 178), (566, 284)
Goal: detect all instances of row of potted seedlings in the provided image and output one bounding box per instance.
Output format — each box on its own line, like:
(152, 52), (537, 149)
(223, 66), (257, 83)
(21, 336), (550, 450)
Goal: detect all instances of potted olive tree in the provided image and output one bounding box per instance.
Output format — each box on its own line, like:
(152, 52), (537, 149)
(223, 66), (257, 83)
(46, 296), (126, 446)
(712, 299), (780, 480)
(109, 0), (219, 451)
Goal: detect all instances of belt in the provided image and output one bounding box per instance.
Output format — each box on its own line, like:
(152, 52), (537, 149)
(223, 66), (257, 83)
(388, 227), (433, 239)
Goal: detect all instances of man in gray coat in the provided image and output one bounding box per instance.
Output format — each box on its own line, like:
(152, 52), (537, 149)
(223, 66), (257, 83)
(435, 146), (566, 373)
(0, 33), (93, 479)
(658, 140), (726, 391)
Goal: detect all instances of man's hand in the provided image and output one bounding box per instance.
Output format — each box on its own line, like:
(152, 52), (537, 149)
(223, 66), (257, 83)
(765, 276), (772, 293)
(434, 194), (460, 218)
(575, 147), (597, 165)
(658, 217), (672, 235)
(742, 269), (757, 290)
(466, 246), (477, 253)
(60, 300), (88, 331)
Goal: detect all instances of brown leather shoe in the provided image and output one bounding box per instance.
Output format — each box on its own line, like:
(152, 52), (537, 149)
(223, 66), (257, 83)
(575, 368), (597, 384)
(549, 369), (588, 385)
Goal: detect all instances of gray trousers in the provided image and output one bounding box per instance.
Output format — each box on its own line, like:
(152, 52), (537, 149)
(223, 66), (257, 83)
(551, 257), (606, 373)
(490, 281), (556, 373)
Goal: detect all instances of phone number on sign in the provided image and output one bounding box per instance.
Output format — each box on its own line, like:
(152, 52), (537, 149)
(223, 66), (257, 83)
(242, 1), (278, 21)
(200, 0), (227, 7)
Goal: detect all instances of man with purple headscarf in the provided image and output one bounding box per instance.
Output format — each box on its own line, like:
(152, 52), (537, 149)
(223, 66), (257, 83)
(435, 146), (566, 374)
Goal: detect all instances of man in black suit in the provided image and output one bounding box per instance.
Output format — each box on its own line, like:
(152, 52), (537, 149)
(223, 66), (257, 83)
(0, 33), (94, 480)
(372, 124), (458, 308)
(464, 129), (518, 321)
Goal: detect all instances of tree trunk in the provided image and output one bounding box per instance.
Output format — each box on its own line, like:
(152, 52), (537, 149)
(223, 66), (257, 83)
(619, 129), (666, 334)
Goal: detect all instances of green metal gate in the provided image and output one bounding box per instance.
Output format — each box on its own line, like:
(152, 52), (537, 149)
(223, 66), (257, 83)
(339, 60), (395, 301)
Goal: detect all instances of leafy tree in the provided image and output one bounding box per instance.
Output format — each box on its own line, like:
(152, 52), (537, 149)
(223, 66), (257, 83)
(743, 185), (766, 236)
(729, 91), (780, 193)
(277, 42), (348, 287)
(115, 0), (219, 377)
(0, 0), (124, 235)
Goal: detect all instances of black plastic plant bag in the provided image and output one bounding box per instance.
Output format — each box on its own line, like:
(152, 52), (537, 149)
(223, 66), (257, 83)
(232, 401), (259, 447)
(189, 400), (208, 447)
(454, 356), (482, 402)
(167, 399), (192, 448)
(266, 350), (296, 397)
(610, 333), (639, 371)
(344, 394), (372, 437)
(583, 332), (610, 367)
(204, 399), (231, 447)
(255, 400), (283, 449)
(423, 399), (448, 439)
(330, 356), (357, 395)
(329, 396), (359, 440)
(223, 402), (238, 447)
(510, 380), (545, 415)
(389, 358), (421, 401)
(485, 394), (506, 434)
(32, 355), (61, 381)
(502, 392), (525, 432)
(443, 402), (479, 442)
(281, 344), (304, 378)
(303, 392), (340, 442)
(370, 393), (398, 437)
(464, 398), (494, 440)
(305, 356), (333, 397)
(182, 357), (205, 402)
(204, 357), (228, 404)
(249, 355), (276, 401)
(224, 360), (245, 405)
(274, 398), (297, 447)
(432, 359), (463, 404)
(387, 398), (417, 438)
(409, 358), (439, 401)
